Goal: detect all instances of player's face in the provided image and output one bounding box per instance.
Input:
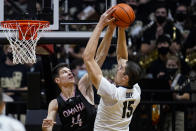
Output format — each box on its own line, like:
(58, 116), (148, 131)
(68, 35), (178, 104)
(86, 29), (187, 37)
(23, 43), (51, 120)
(56, 67), (75, 87)
(115, 60), (127, 85)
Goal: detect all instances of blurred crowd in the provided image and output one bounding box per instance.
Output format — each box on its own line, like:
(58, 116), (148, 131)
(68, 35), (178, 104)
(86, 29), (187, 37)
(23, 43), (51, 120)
(0, 0), (196, 131)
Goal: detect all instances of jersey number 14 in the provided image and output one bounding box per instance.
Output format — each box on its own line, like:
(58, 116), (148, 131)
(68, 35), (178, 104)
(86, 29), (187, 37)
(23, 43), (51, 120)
(122, 101), (134, 118)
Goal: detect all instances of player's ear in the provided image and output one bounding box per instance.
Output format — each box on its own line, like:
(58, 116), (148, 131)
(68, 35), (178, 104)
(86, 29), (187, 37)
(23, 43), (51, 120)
(55, 77), (60, 84)
(123, 75), (129, 83)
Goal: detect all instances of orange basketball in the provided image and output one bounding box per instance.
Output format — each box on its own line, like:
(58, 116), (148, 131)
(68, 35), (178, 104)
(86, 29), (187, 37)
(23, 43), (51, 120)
(112, 3), (135, 27)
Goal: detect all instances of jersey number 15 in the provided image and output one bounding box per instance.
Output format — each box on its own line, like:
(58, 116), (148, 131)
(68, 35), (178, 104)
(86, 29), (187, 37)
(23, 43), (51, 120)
(122, 101), (134, 118)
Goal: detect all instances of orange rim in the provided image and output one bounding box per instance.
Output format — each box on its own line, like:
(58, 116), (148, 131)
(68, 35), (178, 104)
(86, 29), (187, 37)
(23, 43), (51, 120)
(0, 20), (50, 29)
(1, 20), (50, 40)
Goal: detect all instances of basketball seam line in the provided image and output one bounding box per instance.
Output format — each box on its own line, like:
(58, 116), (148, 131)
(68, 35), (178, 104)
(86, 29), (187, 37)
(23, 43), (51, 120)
(117, 5), (132, 24)
(114, 12), (129, 25)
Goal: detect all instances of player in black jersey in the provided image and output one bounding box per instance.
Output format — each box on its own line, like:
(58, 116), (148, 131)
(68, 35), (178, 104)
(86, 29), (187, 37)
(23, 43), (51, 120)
(56, 81), (96, 131)
(42, 22), (116, 131)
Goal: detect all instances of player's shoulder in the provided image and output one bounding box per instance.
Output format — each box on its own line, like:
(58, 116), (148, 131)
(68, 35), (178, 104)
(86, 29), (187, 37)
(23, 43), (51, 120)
(6, 116), (22, 124)
(100, 76), (115, 87)
(49, 99), (58, 109)
(133, 83), (141, 95)
(50, 98), (58, 104)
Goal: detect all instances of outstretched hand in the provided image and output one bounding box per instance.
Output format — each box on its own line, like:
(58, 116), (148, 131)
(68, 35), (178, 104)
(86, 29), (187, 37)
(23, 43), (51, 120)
(42, 118), (56, 128)
(98, 7), (116, 28)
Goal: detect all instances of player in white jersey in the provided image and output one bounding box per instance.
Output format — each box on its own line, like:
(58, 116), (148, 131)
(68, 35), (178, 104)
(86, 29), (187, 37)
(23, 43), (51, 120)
(0, 89), (26, 131)
(83, 7), (142, 131)
(0, 115), (26, 131)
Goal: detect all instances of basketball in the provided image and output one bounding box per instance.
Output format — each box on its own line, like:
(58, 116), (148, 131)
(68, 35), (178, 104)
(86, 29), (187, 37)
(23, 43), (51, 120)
(112, 3), (135, 27)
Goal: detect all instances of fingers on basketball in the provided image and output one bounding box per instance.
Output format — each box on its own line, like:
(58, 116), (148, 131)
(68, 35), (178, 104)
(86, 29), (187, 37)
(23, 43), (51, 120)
(112, 3), (135, 27)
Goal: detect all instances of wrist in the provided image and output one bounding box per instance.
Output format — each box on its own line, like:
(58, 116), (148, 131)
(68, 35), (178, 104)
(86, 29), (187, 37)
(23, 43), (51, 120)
(108, 26), (115, 32)
(118, 27), (125, 31)
(96, 23), (105, 30)
(109, 23), (116, 29)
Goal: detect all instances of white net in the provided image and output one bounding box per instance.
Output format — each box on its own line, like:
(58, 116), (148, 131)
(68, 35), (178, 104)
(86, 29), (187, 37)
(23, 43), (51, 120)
(1, 21), (49, 64)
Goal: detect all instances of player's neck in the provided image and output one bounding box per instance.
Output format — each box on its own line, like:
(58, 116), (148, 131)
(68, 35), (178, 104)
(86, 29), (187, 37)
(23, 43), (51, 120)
(61, 86), (75, 99)
(115, 81), (129, 88)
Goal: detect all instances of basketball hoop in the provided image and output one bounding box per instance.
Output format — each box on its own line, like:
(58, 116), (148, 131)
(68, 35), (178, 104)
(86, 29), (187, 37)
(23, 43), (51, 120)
(0, 20), (49, 64)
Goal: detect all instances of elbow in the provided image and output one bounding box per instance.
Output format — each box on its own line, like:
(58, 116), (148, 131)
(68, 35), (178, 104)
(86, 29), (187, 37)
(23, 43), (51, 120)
(117, 55), (121, 62)
(78, 85), (83, 93)
(82, 52), (93, 63)
(82, 52), (88, 62)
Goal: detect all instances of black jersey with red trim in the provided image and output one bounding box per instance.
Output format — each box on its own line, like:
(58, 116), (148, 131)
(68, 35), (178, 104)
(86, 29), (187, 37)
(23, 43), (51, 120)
(57, 88), (96, 131)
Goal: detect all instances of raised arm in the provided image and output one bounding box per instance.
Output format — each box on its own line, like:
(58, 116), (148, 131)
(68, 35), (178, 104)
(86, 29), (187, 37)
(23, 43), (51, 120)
(42, 99), (58, 131)
(116, 27), (128, 64)
(78, 24), (116, 105)
(95, 24), (116, 66)
(82, 7), (115, 89)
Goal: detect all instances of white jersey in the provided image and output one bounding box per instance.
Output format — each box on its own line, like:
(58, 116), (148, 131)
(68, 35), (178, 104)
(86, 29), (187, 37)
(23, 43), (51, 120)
(94, 77), (141, 131)
(0, 115), (26, 131)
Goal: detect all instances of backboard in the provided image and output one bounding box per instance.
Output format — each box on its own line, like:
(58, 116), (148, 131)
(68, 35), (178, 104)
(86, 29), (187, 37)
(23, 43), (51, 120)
(0, 0), (117, 44)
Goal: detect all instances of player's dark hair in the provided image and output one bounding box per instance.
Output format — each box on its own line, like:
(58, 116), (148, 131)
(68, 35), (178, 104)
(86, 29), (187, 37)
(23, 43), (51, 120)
(124, 61), (142, 88)
(52, 63), (69, 81)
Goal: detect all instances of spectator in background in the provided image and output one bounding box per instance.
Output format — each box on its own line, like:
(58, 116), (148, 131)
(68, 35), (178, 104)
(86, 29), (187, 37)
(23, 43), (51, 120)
(146, 35), (171, 79)
(141, 3), (182, 54)
(169, 39), (191, 76)
(169, 39), (182, 58)
(174, 4), (191, 40)
(180, 5), (196, 76)
(162, 55), (190, 131)
(0, 45), (29, 101)
(183, 26), (196, 55)
(183, 4), (196, 55)
(0, 89), (26, 131)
